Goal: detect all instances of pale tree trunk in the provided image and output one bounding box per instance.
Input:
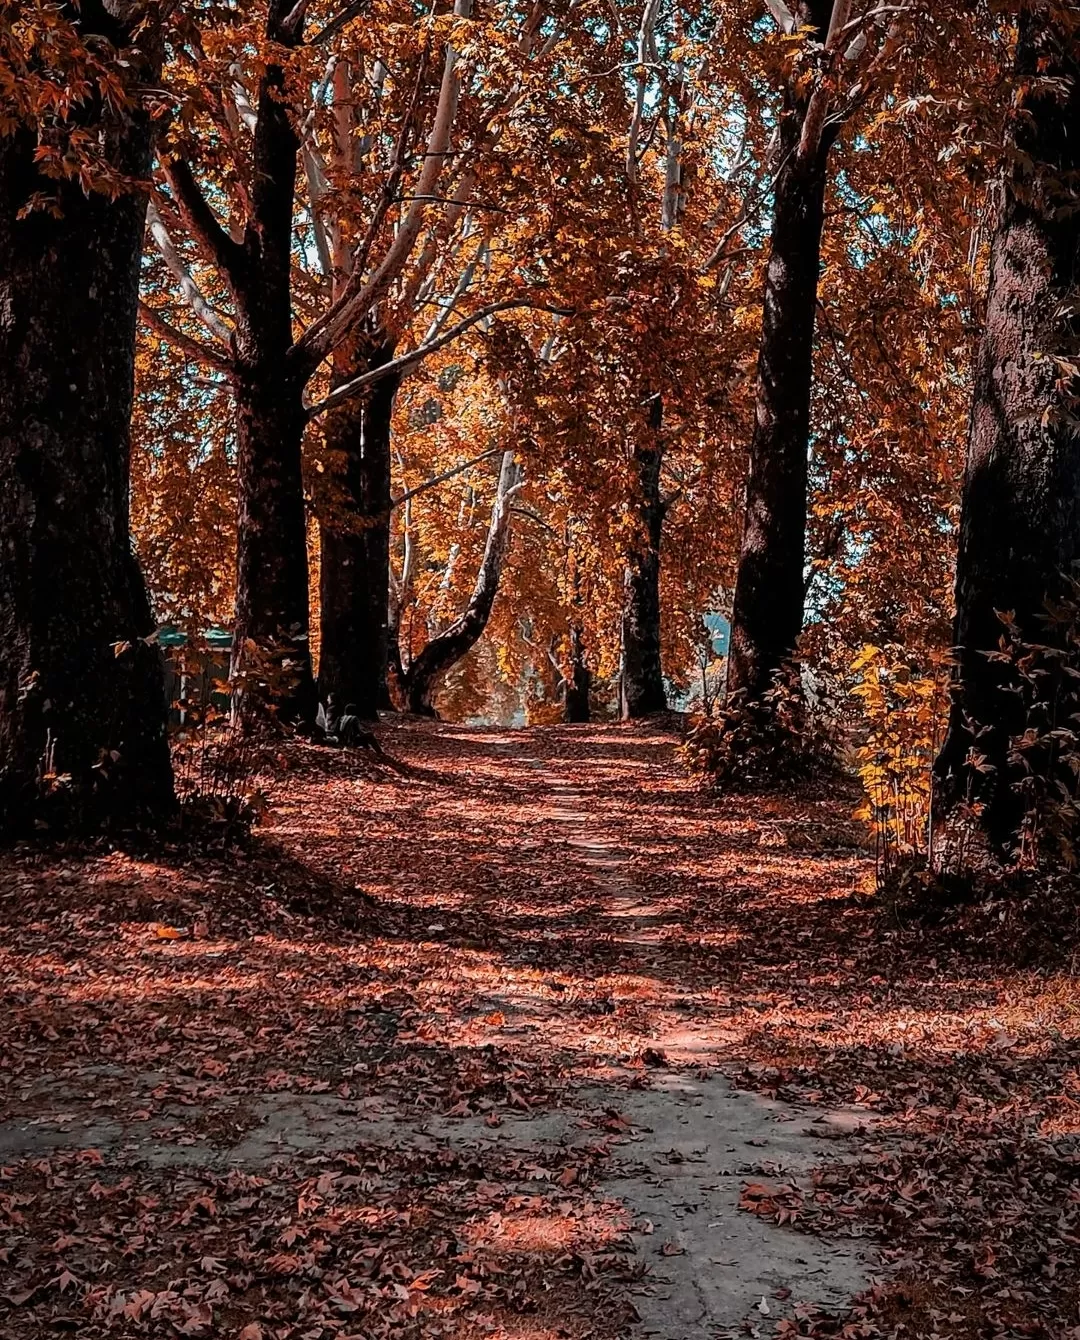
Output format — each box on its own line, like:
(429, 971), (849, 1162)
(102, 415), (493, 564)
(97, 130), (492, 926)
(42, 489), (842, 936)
(935, 2), (1080, 848)
(387, 490), (416, 705)
(0, 6), (174, 833)
(402, 452), (523, 714)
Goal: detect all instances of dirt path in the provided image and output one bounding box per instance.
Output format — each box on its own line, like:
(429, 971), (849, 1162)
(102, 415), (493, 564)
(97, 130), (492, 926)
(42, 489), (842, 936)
(2, 720), (1079, 1339)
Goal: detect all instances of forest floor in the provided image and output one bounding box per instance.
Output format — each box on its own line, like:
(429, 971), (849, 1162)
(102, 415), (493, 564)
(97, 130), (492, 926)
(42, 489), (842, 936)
(3, 718), (1080, 1340)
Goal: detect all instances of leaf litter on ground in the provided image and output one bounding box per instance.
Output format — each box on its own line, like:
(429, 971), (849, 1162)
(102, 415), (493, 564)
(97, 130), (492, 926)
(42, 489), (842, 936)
(2, 717), (1080, 1338)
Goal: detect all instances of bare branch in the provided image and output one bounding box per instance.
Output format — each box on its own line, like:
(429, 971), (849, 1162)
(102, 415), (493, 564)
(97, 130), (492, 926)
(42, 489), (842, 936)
(627, 0), (662, 183)
(161, 158), (245, 287)
(294, 44), (431, 362)
(422, 238), (487, 343)
(146, 200), (233, 346)
(308, 0), (370, 46)
(281, 0), (312, 39)
(797, 0), (855, 165)
(302, 147), (335, 278)
(305, 299), (572, 421)
(391, 447), (503, 511)
(139, 302), (236, 379)
(764, 0), (797, 33)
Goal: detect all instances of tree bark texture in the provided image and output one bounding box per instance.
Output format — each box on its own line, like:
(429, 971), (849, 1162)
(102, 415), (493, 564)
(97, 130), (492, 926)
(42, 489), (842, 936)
(318, 345), (400, 720)
(0, 9), (174, 831)
(725, 0), (836, 707)
(620, 397), (667, 719)
(225, 0), (316, 726)
(935, 3), (1080, 843)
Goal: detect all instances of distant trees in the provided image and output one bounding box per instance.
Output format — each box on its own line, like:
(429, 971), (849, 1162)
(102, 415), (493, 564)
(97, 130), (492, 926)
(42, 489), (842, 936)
(0, 2), (174, 831)
(936, 0), (1080, 845)
(620, 407), (668, 718)
(396, 451), (523, 714)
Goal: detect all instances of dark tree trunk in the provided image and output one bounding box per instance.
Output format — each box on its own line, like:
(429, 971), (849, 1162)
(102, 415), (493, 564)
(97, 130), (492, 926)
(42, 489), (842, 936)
(0, 11), (174, 832)
(402, 452), (521, 715)
(232, 359), (314, 724)
(620, 396), (667, 719)
(225, 3), (316, 726)
(726, 0), (835, 707)
(387, 602), (407, 707)
(318, 345), (400, 720)
(564, 624), (592, 723)
(935, 4), (1080, 846)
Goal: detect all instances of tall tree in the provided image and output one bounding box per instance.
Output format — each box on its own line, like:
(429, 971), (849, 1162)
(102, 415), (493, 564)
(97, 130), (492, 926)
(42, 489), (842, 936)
(935, 1), (1080, 846)
(620, 395), (668, 716)
(317, 339), (401, 719)
(147, 0), (558, 724)
(158, 0), (316, 725)
(725, 0), (910, 707)
(725, 0), (841, 706)
(564, 622), (593, 722)
(0, 1), (174, 831)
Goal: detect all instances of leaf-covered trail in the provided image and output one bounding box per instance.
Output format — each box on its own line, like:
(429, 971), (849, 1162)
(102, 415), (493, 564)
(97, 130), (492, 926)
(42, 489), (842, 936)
(3, 720), (1080, 1339)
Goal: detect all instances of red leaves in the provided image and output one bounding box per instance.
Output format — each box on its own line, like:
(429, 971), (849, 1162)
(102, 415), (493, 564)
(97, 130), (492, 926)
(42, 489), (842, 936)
(740, 1179), (805, 1226)
(176, 1193), (217, 1226)
(3, 723), (1080, 1339)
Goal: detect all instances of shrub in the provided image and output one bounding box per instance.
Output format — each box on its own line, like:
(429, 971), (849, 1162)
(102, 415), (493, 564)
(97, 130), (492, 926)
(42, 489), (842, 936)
(684, 660), (839, 790)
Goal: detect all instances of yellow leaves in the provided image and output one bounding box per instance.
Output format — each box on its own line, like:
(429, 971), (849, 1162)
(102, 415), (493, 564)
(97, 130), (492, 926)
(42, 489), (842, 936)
(850, 644), (953, 861)
(850, 642), (883, 672)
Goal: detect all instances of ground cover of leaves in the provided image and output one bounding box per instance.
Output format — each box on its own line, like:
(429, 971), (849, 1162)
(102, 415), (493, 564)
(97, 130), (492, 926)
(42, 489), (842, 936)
(2, 717), (1080, 1339)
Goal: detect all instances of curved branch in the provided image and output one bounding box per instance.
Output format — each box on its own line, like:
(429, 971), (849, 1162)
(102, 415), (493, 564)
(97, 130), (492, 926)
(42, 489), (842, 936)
(138, 302), (236, 379)
(146, 200), (234, 346)
(391, 447), (503, 511)
(305, 299), (572, 420)
(401, 451), (524, 713)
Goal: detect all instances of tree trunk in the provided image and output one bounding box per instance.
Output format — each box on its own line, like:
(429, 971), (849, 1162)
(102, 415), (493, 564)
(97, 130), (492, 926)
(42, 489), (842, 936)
(403, 452), (522, 715)
(0, 15), (174, 832)
(231, 360), (315, 725)
(935, 3), (1080, 846)
(564, 624), (592, 723)
(725, 0), (835, 707)
(228, 2), (316, 726)
(620, 396), (667, 719)
(318, 345), (400, 720)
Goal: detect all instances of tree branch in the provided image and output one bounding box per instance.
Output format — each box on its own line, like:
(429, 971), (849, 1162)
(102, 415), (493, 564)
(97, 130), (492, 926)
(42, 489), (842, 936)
(146, 200), (234, 346)
(305, 299), (572, 420)
(296, 0), (474, 365)
(797, 0), (855, 165)
(139, 302), (236, 379)
(391, 448), (503, 511)
(161, 158), (245, 287)
(308, 0), (370, 45)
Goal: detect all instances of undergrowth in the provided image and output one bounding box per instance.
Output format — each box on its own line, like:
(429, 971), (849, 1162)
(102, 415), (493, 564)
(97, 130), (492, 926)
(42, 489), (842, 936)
(684, 661), (840, 790)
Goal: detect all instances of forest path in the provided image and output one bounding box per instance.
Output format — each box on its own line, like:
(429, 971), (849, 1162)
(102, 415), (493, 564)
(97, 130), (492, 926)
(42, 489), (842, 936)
(3, 719), (1076, 1339)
